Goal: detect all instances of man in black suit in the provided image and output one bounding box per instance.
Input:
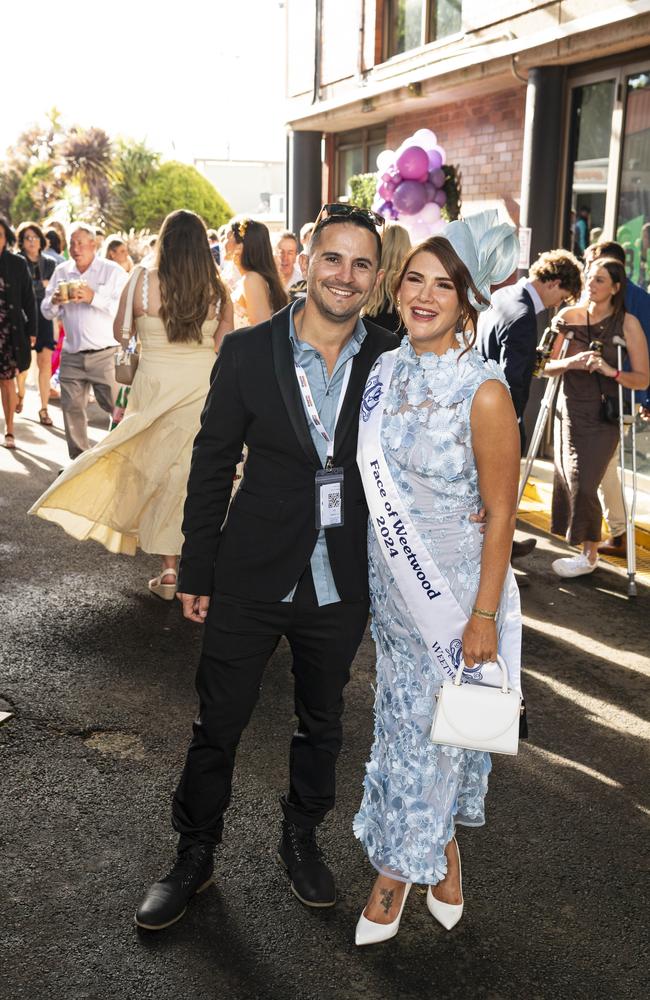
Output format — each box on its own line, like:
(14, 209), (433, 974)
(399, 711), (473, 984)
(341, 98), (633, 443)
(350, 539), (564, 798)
(476, 249), (582, 558)
(135, 206), (397, 930)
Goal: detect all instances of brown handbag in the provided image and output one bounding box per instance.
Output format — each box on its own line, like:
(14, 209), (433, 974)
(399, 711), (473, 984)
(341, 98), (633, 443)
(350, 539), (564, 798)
(115, 266), (143, 386)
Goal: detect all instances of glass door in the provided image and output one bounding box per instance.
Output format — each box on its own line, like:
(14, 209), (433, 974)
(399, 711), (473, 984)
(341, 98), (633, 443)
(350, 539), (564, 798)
(564, 77), (617, 256)
(616, 71), (650, 285)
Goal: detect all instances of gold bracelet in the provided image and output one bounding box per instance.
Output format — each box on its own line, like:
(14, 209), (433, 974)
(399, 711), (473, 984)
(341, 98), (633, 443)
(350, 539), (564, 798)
(472, 606), (497, 620)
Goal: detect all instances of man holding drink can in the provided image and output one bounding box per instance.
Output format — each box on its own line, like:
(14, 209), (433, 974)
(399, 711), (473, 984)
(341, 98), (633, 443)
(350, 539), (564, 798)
(42, 223), (127, 459)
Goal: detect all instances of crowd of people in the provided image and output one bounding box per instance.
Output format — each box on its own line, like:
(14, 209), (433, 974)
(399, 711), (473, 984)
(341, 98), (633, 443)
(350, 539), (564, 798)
(1, 198), (649, 947)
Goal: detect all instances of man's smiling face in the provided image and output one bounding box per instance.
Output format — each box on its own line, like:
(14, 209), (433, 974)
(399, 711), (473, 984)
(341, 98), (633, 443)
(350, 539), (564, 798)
(305, 222), (382, 324)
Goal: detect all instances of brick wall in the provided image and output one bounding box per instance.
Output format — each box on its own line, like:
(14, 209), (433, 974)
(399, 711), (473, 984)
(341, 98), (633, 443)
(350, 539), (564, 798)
(386, 87), (526, 224)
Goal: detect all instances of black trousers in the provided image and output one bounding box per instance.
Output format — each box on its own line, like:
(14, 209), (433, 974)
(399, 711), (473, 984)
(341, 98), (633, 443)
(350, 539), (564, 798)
(172, 569), (369, 849)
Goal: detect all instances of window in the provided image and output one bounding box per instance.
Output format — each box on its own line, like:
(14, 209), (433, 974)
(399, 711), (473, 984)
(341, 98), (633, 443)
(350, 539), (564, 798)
(384, 0), (462, 58)
(617, 72), (650, 286)
(335, 127), (387, 200)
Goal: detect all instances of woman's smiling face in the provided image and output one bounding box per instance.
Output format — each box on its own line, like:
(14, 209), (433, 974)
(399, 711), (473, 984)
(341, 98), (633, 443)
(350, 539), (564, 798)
(398, 250), (462, 355)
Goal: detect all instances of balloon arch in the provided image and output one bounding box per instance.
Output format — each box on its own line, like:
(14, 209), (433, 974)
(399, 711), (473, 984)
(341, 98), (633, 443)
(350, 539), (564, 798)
(372, 128), (449, 242)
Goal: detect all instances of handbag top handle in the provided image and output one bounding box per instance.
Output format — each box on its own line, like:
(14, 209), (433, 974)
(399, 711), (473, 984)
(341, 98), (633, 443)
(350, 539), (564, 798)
(454, 654), (509, 693)
(120, 264), (145, 343)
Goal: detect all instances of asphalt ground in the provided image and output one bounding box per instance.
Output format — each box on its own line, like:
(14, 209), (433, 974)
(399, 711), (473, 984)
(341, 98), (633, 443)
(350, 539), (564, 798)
(2, 387), (649, 1000)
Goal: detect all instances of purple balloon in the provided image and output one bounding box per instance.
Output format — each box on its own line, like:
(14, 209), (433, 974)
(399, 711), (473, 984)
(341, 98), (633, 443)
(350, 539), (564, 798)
(433, 189), (447, 207)
(423, 182), (437, 203)
(389, 207), (400, 220)
(427, 149), (443, 171)
(396, 145), (429, 181)
(393, 180), (427, 216)
(429, 167), (445, 188)
(376, 200), (392, 216)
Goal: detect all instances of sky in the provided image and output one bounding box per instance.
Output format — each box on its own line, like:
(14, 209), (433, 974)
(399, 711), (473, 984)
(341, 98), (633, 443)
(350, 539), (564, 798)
(3, 0), (288, 164)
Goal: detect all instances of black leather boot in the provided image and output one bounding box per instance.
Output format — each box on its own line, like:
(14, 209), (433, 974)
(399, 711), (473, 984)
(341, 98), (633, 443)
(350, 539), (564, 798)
(134, 844), (214, 930)
(278, 821), (336, 908)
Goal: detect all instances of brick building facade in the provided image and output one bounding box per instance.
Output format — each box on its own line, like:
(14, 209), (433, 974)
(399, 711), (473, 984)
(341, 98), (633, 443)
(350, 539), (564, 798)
(285, 1), (650, 274)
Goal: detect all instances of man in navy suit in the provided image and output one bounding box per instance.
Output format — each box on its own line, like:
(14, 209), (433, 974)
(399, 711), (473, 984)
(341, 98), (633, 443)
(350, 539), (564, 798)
(477, 249), (583, 557)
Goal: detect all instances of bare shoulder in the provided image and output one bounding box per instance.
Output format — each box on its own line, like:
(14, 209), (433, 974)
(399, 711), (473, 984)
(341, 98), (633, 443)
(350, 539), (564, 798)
(472, 376), (512, 413)
(242, 271), (266, 291)
(556, 305), (585, 325)
(623, 311), (644, 338)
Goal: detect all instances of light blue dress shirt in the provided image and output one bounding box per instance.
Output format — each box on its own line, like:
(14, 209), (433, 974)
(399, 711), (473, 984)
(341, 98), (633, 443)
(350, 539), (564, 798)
(283, 299), (368, 606)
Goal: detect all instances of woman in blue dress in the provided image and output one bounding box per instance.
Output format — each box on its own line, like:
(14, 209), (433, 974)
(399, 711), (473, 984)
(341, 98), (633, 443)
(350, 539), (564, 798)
(354, 214), (522, 945)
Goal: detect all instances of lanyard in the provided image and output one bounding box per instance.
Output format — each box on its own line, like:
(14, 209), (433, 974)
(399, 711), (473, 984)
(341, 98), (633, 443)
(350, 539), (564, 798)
(294, 356), (353, 465)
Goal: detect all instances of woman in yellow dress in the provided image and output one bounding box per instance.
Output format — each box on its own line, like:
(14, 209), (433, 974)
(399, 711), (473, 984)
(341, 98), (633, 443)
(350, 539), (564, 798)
(29, 210), (234, 598)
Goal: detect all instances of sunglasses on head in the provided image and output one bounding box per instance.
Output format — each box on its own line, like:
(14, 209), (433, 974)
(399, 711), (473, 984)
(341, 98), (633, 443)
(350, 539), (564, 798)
(314, 203), (385, 233)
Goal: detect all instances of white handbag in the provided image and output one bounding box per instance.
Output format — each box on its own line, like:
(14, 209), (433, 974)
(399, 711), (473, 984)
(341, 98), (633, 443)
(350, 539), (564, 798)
(430, 655), (522, 755)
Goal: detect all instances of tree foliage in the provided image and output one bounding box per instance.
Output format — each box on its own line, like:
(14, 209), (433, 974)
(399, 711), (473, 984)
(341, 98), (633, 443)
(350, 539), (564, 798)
(348, 173), (377, 211)
(129, 162), (233, 231)
(0, 113), (232, 232)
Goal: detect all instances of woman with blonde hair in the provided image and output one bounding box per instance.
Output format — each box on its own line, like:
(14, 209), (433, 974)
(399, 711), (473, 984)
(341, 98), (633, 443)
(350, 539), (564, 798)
(229, 217), (288, 327)
(363, 223), (411, 338)
(30, 209), (234, 597)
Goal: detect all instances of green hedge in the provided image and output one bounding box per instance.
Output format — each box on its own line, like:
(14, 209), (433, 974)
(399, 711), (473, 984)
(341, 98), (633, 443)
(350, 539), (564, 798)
(129, 161), (233, 231)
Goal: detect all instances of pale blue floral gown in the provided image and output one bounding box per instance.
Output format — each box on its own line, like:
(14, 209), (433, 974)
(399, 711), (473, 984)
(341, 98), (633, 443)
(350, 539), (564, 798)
(354, 339), (522, 885)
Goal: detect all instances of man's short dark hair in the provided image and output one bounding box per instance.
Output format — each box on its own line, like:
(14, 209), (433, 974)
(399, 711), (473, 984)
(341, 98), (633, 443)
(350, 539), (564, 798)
(310, 216), (382, 266)
(0, 218), (16, 247)
(586, 240), (626, 266)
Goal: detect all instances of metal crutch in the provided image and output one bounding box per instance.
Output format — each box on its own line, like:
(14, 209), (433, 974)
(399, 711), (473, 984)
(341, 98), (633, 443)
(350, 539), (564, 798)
(517, 328), (575, 508)
(612, 334), (638, 597)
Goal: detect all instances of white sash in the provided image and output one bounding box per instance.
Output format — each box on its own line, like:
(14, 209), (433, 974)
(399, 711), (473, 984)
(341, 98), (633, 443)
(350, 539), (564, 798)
(357, 349), (522, 694)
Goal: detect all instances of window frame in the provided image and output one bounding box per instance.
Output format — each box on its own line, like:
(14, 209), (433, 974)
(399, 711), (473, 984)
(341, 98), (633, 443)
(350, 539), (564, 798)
(382, 0), (462, 61)
(334, 126), (388, 201)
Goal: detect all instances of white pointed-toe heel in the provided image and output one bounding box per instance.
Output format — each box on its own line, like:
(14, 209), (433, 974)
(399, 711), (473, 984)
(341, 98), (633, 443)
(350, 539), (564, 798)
(427, 837), (463, 930)
(355, 882), (412, 947)
(148, 568), (177, 601)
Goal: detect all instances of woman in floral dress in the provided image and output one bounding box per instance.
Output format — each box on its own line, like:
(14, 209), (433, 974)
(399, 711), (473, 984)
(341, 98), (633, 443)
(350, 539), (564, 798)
(354, 215), (523, 945)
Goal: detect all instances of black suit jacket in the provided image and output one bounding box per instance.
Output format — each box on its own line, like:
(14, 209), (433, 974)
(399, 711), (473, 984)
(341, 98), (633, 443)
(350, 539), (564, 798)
(476, 282), (541, 421)
(0, 250), (36, 373)
(178, 303), (398, 602)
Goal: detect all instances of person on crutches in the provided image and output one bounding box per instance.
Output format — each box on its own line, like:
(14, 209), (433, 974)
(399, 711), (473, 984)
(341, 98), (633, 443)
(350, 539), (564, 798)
(583, 242), (650, 558)
(542, 259), (648, 580)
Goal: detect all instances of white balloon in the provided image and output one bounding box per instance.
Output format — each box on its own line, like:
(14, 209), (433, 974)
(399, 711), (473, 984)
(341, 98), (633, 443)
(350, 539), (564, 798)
(420, 202), (441, 223)
(376, 149), (395, 172)
(412, 128), (438, 149)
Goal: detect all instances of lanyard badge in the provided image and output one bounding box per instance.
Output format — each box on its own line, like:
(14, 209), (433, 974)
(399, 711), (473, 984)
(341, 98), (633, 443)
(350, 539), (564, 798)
(295, 357), (352, 530)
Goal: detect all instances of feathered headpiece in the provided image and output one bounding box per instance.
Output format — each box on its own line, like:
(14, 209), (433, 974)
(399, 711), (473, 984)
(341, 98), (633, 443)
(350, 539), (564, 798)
(442, 210), (519, 312)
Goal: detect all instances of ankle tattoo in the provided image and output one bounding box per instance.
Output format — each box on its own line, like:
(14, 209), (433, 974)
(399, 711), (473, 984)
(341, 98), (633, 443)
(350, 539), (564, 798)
(379, 888), (394, 914)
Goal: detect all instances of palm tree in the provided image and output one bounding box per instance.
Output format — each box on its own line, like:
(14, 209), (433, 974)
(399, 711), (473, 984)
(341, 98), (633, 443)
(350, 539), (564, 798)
(59, 126), (114, 212)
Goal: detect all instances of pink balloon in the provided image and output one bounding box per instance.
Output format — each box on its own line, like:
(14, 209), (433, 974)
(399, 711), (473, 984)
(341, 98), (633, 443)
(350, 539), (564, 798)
(396, 145), (429, 181)
(429, 168), (445, 188)
(393, 180), (427, 216)
(378, 180), (396, 200)
(427, 149), (443, 171)
(433, 189), (447, 207)
(387, 165), (402, 183)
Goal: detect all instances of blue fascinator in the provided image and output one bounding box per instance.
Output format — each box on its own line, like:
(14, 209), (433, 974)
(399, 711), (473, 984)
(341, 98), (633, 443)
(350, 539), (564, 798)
(442, 210), (519, 312)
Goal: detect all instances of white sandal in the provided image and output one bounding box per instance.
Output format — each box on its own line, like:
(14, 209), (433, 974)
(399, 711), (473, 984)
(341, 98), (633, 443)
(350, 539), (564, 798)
(148, 567), (178, 601)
